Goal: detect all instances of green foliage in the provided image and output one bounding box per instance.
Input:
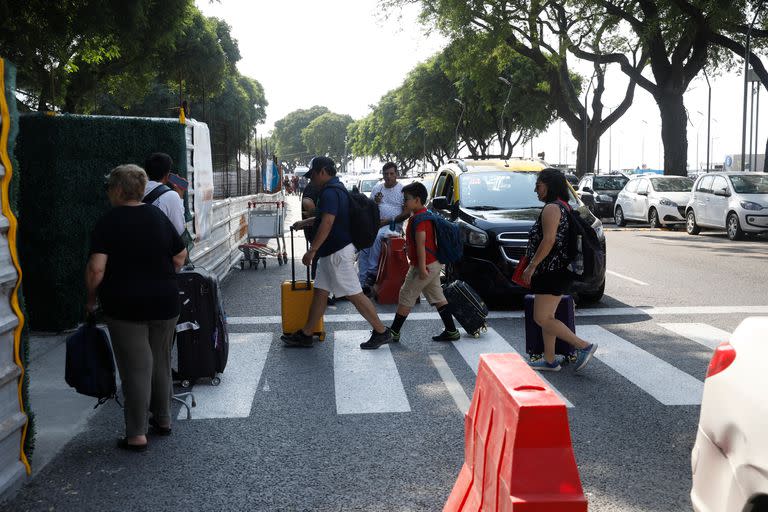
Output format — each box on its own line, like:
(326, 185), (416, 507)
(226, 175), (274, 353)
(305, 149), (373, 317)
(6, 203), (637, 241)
(16, 114), (187, 331)
(301, 113), (353, 164)
(272, 106), (330, 169)
(0, 0), (194, 112)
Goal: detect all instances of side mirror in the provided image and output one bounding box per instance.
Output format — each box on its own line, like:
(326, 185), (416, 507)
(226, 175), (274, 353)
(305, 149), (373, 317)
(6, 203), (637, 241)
(714, 188), (730, 197)
(637, 190), (648, 196)
(432, 196), (449, 210)
(583, 187), (593, 193)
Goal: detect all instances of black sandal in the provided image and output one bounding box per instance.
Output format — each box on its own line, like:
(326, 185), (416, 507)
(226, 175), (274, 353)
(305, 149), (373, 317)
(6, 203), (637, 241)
(149, 417), (172, 436)
(116, 438), (148, 452)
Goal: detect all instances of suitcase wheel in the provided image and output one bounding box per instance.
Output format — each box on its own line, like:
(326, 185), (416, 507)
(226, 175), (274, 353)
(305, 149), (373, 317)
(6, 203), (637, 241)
(181, 379), (192, 389)
(240, 260), (245, 270)
(319, 332), (326, 342)
(262, 260), (267, 269)
(278, 257), (283, 266)
(211, 376), (221, 386)
(472, 332), (480, 338)
(481, 325), (488, 333)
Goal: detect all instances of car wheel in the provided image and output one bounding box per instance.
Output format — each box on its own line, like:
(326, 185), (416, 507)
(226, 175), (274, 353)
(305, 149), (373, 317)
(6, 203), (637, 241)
(648, 207), (660, 228)
(726, 212), (745, 241)
(576, 279), (605, 304)
(614, 206), (627, 227)
(686, 210), (700, 235)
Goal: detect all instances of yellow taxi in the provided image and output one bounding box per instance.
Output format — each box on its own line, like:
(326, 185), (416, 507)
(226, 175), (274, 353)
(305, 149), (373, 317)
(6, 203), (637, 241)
(426, 158), (606, 305)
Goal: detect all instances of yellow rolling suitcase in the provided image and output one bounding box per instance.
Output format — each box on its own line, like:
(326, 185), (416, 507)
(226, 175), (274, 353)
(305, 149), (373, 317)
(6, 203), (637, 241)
(281, 228), (325, 340)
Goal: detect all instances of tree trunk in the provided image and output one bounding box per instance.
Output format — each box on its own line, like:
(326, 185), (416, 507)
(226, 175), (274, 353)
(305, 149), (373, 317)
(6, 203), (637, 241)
(574, 134), (599, 176)
(656, 92), (688, 176)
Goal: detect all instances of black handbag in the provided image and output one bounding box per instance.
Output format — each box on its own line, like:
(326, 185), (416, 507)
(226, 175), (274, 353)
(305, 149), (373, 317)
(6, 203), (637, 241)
(64, 314), (119, 408)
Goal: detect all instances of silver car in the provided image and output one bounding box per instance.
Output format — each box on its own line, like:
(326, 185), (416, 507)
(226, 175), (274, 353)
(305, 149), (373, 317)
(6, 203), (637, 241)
(685, 172), (768, 240)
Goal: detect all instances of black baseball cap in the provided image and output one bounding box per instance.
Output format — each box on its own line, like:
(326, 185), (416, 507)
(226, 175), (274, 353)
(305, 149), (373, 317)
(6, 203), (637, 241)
(307, 156), (336, 176)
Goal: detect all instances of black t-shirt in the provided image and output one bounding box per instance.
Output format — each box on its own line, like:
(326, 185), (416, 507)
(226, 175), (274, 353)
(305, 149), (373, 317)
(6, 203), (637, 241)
(89, 205), (185, 321)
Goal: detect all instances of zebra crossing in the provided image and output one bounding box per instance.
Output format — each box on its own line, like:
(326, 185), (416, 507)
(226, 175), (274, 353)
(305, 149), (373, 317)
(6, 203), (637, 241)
(177, 319), (730, 421)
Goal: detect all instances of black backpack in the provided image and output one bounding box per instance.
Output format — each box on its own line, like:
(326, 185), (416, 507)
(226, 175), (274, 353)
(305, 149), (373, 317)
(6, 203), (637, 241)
(142, 184), (172, 204)
(65, 315), (119, 408)
(558, 201), (605, 280)
(327, 183), (380, 250)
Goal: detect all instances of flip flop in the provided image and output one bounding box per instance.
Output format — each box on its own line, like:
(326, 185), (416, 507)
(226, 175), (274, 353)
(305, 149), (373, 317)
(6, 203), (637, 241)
(116, 438), (148, 452)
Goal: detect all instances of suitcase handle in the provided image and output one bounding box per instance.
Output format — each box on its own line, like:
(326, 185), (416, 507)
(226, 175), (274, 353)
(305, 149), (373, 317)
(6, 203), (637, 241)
(289, 227), (311, 291)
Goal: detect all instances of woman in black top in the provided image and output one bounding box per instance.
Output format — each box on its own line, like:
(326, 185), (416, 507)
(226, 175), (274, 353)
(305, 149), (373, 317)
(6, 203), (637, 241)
(85, 164), (187, 451)
(522, 169), (597, 372)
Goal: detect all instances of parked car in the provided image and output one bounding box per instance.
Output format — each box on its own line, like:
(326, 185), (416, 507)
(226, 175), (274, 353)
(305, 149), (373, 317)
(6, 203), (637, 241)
(614, 175), (694, 228)
(427, 158), (606, 305)
(356, 177), (382, 197)
(564, 173), (580, 187)
(685, 172), (768, 240)
(691, 316), (768, 512)
(576, 174), (629, 218)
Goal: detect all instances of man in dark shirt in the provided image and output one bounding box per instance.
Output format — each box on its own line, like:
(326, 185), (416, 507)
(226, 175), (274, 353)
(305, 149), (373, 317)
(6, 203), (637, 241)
(284, 157), (392, 349)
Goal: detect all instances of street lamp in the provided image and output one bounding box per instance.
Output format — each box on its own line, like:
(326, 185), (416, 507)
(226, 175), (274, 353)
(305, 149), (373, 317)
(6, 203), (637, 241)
(583, 70), (598, 173)
(453, 98), (465, 158)
(498, 76), (514, 157)
(740, 2), (765, 171)
(641, 120), (648, 168)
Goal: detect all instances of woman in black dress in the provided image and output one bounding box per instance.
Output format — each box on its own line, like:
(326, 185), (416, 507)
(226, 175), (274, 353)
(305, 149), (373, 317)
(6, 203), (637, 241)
(522, 169), (597, 372)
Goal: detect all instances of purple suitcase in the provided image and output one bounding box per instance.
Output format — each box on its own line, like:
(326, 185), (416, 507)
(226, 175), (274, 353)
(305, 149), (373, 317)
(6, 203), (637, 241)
(524, 294), (577, 360)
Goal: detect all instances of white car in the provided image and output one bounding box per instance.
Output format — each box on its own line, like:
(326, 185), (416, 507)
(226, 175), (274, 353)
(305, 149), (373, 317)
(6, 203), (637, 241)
(614, 175), (694, 227)
(356, 177), (381, 197)
(685, 172), (768, 240)
(691, 317), (768, 512)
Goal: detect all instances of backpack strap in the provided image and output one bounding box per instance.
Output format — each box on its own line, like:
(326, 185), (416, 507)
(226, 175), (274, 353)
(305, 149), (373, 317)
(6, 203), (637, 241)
(409, 211), (438, 258)
(143, 184), (172, 204)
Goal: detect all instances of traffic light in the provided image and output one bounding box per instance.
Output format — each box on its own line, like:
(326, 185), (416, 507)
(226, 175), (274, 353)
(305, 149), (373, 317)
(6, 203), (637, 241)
(537, 151), (545, 160)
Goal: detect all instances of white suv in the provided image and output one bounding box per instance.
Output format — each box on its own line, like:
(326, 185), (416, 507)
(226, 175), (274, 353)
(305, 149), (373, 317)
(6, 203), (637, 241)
(685, 172), (768, 240)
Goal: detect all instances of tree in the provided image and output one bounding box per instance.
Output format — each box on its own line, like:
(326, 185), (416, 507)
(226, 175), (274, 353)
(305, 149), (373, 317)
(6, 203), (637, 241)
(0, 0), (192, 112)
(301, 113), (354, 166)
(272, 106), (330, 169)
(383, 0), (641, 174)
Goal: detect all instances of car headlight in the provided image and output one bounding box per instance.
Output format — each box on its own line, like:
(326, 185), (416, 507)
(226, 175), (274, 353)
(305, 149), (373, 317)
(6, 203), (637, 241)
(591, 219), (604, 240)
(597, 194), (613, 202)
(740, 200), (764, 211)
(460, 223), (489, 247)
(658, 197), (677, 207)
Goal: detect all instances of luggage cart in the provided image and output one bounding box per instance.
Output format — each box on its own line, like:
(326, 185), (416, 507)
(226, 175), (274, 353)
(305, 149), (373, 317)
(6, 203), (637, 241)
(238, 201), (288, 269)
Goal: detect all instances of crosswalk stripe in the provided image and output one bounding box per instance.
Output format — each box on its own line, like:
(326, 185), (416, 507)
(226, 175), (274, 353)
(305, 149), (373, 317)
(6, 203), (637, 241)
(178, 333), (271, 420)
(333, 330), (411, 415)
(579, 325), (704, 405)
(658, 323), (730, 350)
(429, 353), (470, 415)
(226, 304), (768, 325)
(451, 328), (574, 408)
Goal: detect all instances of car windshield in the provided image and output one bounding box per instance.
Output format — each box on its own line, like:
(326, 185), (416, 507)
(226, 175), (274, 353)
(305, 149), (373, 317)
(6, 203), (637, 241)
(360, 180), (379, 193)
(593, 176), (628, 190)
(459, 170), (577, 210)
(650, 177), (693, 192)
(728, 174), (768, 194)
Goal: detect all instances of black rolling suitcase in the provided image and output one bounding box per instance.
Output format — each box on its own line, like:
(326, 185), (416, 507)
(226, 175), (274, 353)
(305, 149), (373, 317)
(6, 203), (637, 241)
(524, 294), (577, 361)
(175, 266), (229, 387)
(443, 280), (488, 337)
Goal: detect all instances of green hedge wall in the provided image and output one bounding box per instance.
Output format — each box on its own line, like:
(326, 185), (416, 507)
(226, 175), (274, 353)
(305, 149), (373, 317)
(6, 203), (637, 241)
(16, 114), (187, 331)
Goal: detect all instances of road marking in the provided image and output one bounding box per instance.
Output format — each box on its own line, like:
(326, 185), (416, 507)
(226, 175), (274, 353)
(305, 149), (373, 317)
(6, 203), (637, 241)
(578, 325), (704, 405)
(333, 330), (411, 415)
(452, 327), (574, 408)
(606, 270), (649, 286)
(429, 353), (471, 415)
(658, 323), (730, 350)
(178, 333), (271, 420)
(227, 305), (768, 325)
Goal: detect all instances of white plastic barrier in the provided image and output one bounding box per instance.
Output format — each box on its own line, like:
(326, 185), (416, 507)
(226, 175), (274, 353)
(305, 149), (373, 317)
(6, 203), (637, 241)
(189, 192), (284, 282)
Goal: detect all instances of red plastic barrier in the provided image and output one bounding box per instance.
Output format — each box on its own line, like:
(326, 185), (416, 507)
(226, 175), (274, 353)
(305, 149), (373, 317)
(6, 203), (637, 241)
(374, 237), (409, 304)
(444, 353), (587, 512)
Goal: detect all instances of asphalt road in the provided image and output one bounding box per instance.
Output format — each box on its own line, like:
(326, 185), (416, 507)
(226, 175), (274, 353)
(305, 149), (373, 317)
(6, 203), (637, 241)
(7, 198), (767, 512)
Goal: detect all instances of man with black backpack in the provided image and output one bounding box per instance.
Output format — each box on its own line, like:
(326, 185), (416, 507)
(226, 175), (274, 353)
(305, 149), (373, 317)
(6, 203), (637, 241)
(142, 152), (185, 235)
(283, 156), (393, 349)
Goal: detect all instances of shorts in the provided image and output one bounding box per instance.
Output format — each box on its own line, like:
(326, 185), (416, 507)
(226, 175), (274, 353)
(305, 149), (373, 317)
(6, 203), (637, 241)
(398, 261), (446, 307)
(314, 244), (363, 298)
(530, 267), (574, 296)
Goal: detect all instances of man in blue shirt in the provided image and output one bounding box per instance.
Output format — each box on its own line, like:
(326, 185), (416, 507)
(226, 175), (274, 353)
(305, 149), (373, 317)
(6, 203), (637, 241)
(285, 157), (393, 349)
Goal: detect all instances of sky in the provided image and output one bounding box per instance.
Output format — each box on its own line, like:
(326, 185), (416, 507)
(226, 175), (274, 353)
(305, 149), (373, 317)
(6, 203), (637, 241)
(197, 0), (768, 172)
